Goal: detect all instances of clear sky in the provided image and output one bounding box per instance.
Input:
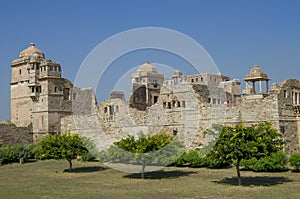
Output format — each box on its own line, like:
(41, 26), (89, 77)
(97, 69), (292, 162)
(1, 0), (300, 121)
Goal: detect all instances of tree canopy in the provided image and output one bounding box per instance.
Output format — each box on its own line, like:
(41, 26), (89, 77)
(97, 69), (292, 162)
(209, 122), (284, 185)
(38, 132), (90, 171)
(113, 132), (183, 178)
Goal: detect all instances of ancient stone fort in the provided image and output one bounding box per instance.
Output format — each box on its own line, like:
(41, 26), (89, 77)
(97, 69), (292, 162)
(3, 43), (300, 153)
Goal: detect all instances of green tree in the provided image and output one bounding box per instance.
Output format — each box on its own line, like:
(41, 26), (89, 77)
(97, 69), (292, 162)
(38, 132), (89, 171)
(114, 133), (182, 179)
(210, 122), (284, 185)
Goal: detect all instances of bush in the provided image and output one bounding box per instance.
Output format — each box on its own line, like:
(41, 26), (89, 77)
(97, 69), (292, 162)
(252, 152), (287, 172)
(203, 154), (232, 169)
(175, 150), (205, 167)
(174, 152), (188, 167)
(98, 145), (134, 163)
(239, 157), (258, 170)
(0, 144), (36, 165)
(80, 151), (96, 162)
(289, 153), (300, 171)
(233, 152), (288, 172)
(0, 146), (14, 164)
(10, 144), (33, 163)
(174, 149), (231, 169)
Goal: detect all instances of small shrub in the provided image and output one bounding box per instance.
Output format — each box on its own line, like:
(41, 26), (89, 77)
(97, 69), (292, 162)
(175, 149), (231, 169)
(252, 152), (287, 172)
(238, 157), (258, 170)
(204, 154), (231, 169)
(80, 151), (96, 162)
(289, 153), (300, 171)
(174, 152), (188, 167)
(98, 145), (134, 163)
(0, 146), (14, 164)
(10, 144), (33, 163)
(185, 150), (206, 167)
(174, 150), (206, 167)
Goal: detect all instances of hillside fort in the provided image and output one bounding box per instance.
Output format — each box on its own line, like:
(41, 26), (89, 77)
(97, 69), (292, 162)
(3, 43), (300, 153)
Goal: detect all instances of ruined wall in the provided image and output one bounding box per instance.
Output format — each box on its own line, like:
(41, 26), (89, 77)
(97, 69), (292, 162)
(0, 122), (32, 145)
(129, 84), (147, 111)
(59, 75), (300, 154)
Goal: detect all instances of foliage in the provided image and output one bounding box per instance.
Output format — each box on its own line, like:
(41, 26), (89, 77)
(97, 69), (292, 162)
(174, 151), (188, 167)
(0, 143), (35, 165)
(210, 122), (284, 185)
(98, 145), (134, 163)
(80, 151), (96, 162)
(0, 146), (14, 164)
(38, 132), (90, 171)
(174, 149), (231, 168)
(10, 144), (33, 163)
(239, 157), (258, 170)
(203, 153), (232, 169)
(110, 132), (184, 178)
(252, 152), (287, 172)
(289, 153), (300, 171)
(238, 152), (287, 172)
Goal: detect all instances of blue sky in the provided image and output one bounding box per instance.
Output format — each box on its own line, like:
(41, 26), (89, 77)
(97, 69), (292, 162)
(1, 0), (300, 121)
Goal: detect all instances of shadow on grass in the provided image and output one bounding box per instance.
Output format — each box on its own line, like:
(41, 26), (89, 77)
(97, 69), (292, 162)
(291, 170), (300, 173)
(214, 176), (293, 186)
(123, 170), (197, 179)
(64, 166), (107, 173)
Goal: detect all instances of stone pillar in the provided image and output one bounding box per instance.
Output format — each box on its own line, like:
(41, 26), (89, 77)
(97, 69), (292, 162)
(266, 80), (269, 93)
(259, 80), (263, 94)
(252, 81), (256, 94)
(297, 92), (300, 105)
(292, 92), (295, 104)
(293, 91), (296, 104)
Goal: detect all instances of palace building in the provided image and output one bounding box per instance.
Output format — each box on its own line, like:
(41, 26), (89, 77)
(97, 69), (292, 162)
(7, 43), (300, 153)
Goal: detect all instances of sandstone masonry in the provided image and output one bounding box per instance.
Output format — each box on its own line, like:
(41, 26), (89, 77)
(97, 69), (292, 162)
(9, 44), (300, 154)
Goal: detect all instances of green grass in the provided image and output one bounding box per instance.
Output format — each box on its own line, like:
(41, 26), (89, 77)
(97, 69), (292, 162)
(0, 160), (300, 199)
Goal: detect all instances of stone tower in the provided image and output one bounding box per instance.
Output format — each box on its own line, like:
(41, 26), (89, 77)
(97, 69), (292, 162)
(10, 43), (73, 140)
(130, 61), (164, 110)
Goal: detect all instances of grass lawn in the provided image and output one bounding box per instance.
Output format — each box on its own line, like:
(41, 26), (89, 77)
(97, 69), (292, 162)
(0, 160), (299, 199)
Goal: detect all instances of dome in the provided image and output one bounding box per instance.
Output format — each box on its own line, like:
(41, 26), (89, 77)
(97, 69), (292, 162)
(19, 43), (45, 58)
(245, 65), (269, 79)
(137, 61), (158, 73)
(172, 70), (182, 77)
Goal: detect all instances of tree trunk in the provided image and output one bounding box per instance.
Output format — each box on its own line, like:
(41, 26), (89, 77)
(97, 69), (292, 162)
(141, 161), (146, 179)
(236, 159), (242, 185)
(68, 159), (73, 172)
